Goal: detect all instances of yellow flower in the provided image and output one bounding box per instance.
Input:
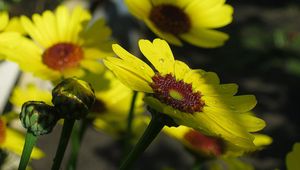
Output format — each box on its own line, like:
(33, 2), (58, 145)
(84, 70), (148, 139)
(0, 11), (25, 34)
(10, 84), (52, 107)
(125, 0), (233, 48)
(0, 116), (44, 159)
(164, 125), (272, 158)
(286, 142), (300, 170)
(3, 5), (113, 81)
(104, 38), (266, 150)
(0, 11), (26, 59)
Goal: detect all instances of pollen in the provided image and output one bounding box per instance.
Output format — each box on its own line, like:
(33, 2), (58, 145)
(150, 74), (204, 113)
(184, 130), (223, 157)
(149, 4), (191, 35)
(42, 43), (83, 71)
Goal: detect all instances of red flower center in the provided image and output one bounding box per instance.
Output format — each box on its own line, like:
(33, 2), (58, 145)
(184, 130), (224, 157)
(150, 74), (204, 113)
(42, 43), (83, 71)
(0, 118), (6, 144)
(149, 4), (191, 35)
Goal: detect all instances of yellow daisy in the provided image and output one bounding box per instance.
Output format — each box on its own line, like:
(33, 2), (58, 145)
(0, 116), (44, 159)
(0, 11), (26, 59)
(125, 0), (233, 47)
(164, 125), (272, 158)
(82, 70), (148, 140)
(10, 84), (52, 107)
(104, 38), (266, 150)
(3, 5), (113, 81)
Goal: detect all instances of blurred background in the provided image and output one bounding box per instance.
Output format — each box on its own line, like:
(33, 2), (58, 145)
(0, 0), (299, 169)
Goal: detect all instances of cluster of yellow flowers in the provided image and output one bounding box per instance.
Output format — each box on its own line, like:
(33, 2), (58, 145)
(0, 0), (274, 169)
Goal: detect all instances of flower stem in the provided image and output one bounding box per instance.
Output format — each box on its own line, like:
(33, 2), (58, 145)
(123, 91), (138, 152)
(120, 113), (165, 170)
(18, 132), (38, 170)
(51, 119), (75, 170)
(66, 119), (89, 170)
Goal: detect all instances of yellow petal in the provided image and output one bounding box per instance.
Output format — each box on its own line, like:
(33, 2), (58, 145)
(139, 39), (175, 74)
(4, 17), (26, 34)
(0, 12), (9, 31)
(286, 143), (300, 170)
(180, 28), (229, 48)
(104, 59), (153, 93)
(174, 60), (191, 80)
(189, 5), (233, 28)
(253, 134), (272, 147)
(80, 59), (104, 74)
(55, 5), (69, 41)
(144, 19), (183, 46)
(238, 114), (266, 132)
(112, 44), (154, 79)
(195, 83), (238, 96)
(203, 95), (257, 113)
(125, 0), (152, 19)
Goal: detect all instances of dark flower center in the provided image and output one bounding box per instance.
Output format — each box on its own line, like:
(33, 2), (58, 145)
(150, 74), (204, 113)
(149, 4), (191, 35)
(42, 43), (83, 71)
(91, 99), (107, 114)
(184, 130), (224, 157)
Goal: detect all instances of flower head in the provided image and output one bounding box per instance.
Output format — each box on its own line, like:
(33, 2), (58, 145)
(125, 0), (233, 47)
(3, 5), (113, 81)
(0, 116), (44, 159)
(164, 125), (272, 158)
(104, 38), (266, 149)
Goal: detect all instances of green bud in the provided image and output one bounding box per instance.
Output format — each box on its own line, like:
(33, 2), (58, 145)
(20, 101), (59, 136)
(52, 77), (95, 120)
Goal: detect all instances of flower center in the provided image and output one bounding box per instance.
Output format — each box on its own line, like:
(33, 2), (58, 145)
(184, 130), (223, 157)
(150, 74), (204, 113)
(42, 43), (83, 71)
(0, 118), (6, 145)
(149, 4), (191, 35)
(91, 99), (107, 114)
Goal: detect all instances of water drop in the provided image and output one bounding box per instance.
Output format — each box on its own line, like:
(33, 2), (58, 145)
(159, 58), (164, 63)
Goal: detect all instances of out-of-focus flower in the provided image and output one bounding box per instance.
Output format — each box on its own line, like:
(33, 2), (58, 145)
(286, 142), (300, 170)
(10, 84), (52, 107)
(3, 5), (113, 81)
(86, 70), (148, 140)
(104, 38), (266, 150)
(0, 11), (25, 33)
(164, 125), (272, 158)
(208, 157), (254, 170)
(0, 116), (44, 159)
(125, 0), (233, 48)
(0, 11), (26, 59)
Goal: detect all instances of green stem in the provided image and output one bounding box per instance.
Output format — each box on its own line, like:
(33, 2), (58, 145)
(123, 91), (138, 152)
(51, 119), (75, 170)
(120, 113), (165, 170)
(66, 119), (89, 170)
(18, 132), (38, 170)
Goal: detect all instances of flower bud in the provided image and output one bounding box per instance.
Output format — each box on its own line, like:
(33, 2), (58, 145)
(52, 77), (95, 119)
(20, 101), (59, 136)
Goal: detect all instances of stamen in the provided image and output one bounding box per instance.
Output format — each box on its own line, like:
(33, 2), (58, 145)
(150, 74), (204, 113)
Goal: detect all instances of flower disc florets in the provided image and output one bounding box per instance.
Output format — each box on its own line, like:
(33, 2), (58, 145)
(150, 73), (204, 113)
(19, 101), (59, 136)
(52, 77), (95, 120)
(149, 4), (191, 35)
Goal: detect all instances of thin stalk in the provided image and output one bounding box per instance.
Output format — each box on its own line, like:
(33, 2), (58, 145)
(51, 119), (75, 170)
(66, 119), (89, 170)
(120, 113), (165, 170)
(123, 91), (138, 152)
(18, 132), (38, 170)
